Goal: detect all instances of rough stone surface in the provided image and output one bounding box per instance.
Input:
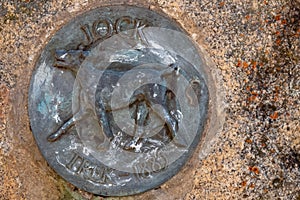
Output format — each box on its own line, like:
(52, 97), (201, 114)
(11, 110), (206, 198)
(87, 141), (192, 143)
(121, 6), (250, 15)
(0, 0), (299, 199)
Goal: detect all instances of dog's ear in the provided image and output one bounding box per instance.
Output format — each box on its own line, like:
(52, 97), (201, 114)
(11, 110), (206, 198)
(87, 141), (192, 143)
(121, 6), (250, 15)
(54, 49), (90, 73)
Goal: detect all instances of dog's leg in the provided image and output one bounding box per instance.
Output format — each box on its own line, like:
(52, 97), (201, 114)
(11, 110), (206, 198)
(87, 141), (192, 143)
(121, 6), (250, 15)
(47, 111), (84, 142)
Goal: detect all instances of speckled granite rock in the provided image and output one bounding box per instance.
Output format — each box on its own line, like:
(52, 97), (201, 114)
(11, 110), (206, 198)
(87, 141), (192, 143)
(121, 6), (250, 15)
(0, 0), (299, 199)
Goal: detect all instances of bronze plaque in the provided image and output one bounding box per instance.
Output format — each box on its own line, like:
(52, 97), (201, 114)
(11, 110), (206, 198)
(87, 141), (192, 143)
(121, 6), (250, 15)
(29, 5), (209, 196)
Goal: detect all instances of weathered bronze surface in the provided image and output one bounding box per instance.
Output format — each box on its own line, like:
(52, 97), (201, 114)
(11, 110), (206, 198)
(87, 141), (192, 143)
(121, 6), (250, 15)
(29, 5), (209, 196)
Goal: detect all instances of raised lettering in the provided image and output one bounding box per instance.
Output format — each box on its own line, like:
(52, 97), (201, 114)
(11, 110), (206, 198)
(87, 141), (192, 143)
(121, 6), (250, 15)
(116, 16), (135, 34)
(92, 18), (113, 39)
(64, 152), (116, 185)
(78, 16), (148, 49)
(134, 151), (168, 180)
(66, 152), (84, 173)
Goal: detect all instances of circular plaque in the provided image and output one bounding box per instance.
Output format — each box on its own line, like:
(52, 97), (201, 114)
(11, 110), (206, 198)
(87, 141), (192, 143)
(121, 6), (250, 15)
(29, 5), (209, 196)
